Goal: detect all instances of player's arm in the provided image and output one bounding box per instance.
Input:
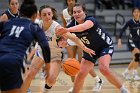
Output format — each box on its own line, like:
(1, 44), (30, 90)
(67, 20), (94, 32)
(60, 12), (67, 28)
(0, 21), (5, 33)
(118, 22), (129, 48)
(55, 20), (94, 36)
(0, 14), (8, 21)
(34, 25), (51, 63)
(62, 32), (95, 56)
(118, 22), (129, 39)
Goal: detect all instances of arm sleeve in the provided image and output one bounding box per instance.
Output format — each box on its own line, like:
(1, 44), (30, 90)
(119, 21), (129, 38)
(0, 21), (4, 33)
(33, 25), (51, 63)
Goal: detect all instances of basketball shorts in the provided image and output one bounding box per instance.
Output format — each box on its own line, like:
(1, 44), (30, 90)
(0, 53), (23, 91)
(35, 47), (62, 62)
(128, 39), (140, 51)
(83, 46), (114, 64)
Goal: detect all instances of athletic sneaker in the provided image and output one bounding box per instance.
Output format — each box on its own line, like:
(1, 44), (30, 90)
(68, 86), (73, 93)
(121, 88), (129, 93)
(44, 84), (52, 90)
(133, 74), (140, 81)
(27, 89), (31, 93)
(93, 78), (103, 92)
(122, 72), (132, 80)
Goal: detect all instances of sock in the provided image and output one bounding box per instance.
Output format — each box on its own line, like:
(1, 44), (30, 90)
(94, 76), (100, 81)
(45, 83), (52, 89)
(120, 85), (129, 93)
(124, 68), (128, 73)
(133, 69), (138, 75)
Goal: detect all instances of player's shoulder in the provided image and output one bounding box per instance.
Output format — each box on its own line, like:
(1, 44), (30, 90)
(85, 16), (95, 21)
(85, 16), (97, 24)
(62, 8), (68, 14)
(52, 20), (60, 25)
(127, 19), (133, 23)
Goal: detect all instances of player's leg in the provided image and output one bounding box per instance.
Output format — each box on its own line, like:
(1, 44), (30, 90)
(76, 46), (103, 92)
(77, 46), (83, 62)
(72, 58), (94, 93)
(123, 48), (140, 80)
(131, 48), (140, 80)
(45, 60), (61, 88)
(89, 68), (103, 92)
(98, 54), (129, 93)
(21, 56), (45, 93)
(66, 45), (77, 83)
(66, 45), (77, 92)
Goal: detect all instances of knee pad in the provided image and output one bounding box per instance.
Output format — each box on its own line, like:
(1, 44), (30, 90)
(134, 53), (140, 62)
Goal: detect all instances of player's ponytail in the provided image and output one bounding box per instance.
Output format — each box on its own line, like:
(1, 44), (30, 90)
(20, 0), (37, 18)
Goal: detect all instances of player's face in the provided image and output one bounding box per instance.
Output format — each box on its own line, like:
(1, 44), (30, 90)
(9, 0), (19, 13)
(67, 0), (76, 7)
(133, 9), (140, 19)
(73, 6), (86, 23)
(40, 8), (53, 22)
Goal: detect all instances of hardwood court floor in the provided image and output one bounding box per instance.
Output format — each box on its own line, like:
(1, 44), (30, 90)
(30, 65), (140, 93)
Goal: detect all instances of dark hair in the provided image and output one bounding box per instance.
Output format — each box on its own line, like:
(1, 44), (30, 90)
(65, 0), (77, 6)
(72, 3), (86, 13)
(8, 0), (19, 4)
(39, 5), (58, 20)
(132, 7), (140, 13)
(20, 0), (37, 18)
(8, 0), (11, 4)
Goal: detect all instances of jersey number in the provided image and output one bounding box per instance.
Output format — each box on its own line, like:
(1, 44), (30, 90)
(9, 25), (24, 38)
(80, 36), (90, 44)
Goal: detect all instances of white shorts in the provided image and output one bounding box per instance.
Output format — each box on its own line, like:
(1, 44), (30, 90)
(35, 47), (62, 62)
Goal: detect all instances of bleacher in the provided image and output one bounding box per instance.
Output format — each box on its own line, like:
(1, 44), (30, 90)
(0, 0), (132, 64)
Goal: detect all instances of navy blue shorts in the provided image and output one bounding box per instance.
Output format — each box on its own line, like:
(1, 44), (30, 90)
(83, 46), (114, 64)
(0, 53), (23, 91)
(128, 39), (140, 51)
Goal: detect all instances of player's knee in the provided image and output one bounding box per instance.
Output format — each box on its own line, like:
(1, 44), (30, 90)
(134, 53), (140, 62)
(27, 71), (35, 79)
(99, 64), (110, 76)
(27, 68), (38, 79)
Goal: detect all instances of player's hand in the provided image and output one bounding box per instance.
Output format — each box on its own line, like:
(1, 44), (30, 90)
(117, 39), (122, 48)
(58, 38), (68, 48)
(56, 27), (68, 37)
(83, 46), (96, 57)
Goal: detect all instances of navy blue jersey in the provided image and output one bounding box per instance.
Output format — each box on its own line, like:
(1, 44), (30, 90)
(119, 19), (140, 41)
(1, 9), (19, 20)
(67, 16), (113, 54)
(0, 18), (50, 63)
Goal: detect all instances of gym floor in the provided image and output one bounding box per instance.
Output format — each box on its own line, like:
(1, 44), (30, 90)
(29, 64), (140, 93)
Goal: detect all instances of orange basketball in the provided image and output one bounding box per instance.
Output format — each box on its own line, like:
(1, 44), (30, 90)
(62, 58), (80, 76)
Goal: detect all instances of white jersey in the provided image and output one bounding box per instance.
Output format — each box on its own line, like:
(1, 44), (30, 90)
(35, 20), (62, 61)
(62, 8), (76, 46)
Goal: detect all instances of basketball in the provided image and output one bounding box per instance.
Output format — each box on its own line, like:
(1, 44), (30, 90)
(62, 58), (80, 76)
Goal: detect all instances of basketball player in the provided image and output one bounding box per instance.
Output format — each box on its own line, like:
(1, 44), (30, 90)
(61, 0), (103, 92)
(118, 7), (140, 80)
(21, 4), (94, 93)
(0, 0), (51, 93)
(57, 3), (130, 93)
(0, 0), (20, 21)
